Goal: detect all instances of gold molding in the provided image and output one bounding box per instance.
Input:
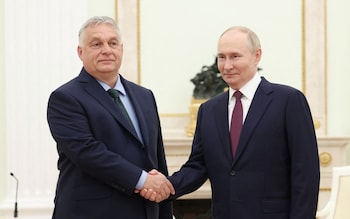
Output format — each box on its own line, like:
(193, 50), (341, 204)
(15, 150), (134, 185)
(186, 98), (208, 137)
(314, 119), (321, 130)
(319, 152), (332, 167)
(319, 187), (331, 192)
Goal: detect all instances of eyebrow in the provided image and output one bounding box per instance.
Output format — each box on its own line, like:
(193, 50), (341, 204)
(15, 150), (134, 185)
(89, 36), (119, 42)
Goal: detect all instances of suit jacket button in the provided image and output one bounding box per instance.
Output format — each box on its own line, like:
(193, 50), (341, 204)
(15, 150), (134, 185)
(230, 170), (237, 176)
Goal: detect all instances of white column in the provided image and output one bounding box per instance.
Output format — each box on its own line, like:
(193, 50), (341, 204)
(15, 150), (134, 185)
(116, 0), (139, 83)
(303, 0), (327, 135)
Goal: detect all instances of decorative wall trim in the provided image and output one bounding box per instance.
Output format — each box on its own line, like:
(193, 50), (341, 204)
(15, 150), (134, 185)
(303, 0), (327, 135)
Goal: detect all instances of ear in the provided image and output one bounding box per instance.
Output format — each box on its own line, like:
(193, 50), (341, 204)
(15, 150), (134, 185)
(255, 48), (262, 62)
(77, 46), (83, 61)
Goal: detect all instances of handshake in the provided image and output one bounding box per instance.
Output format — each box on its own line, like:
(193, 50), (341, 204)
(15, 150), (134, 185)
(135, 169), (175, 203)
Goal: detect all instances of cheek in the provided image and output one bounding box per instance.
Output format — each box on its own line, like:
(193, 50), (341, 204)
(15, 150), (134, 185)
(114, 49), (123, 58)
(217, 63), (224, 72)
(85, 52), (99, 61)
(236, 61), (249, 70)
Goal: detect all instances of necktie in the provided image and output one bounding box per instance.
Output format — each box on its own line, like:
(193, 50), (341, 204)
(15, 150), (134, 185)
(107, 89), (135, 129)
(230, 91), (243, 157)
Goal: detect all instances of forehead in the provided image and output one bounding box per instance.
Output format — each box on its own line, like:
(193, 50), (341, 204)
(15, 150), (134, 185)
(217, 30), (249, 53)
(85, 24), (119, 40)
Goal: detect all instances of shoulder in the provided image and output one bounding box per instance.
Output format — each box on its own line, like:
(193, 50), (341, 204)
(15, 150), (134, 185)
(260, 77), (305, 97)
(120, 74), (151, 94)
(200, 91), (228, 109)
(119, 75), (157, 104)
(51, 77), (80, 96)
(51, 68), (92, 93)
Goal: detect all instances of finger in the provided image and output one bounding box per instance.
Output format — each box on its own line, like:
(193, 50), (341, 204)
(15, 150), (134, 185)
(158, 188), (167, 200)
(140, 188), (148, 197)
(149, 191), (157, 202)
(155, 194), (164, 203)
(142, 188), (154, 200)
(140, 188), (154, 199)
(161, 184), (170, 198)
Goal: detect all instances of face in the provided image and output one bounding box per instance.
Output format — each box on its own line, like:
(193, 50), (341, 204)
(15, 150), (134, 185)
(217, 29), (261, 90)
(77, 23), (123, 80)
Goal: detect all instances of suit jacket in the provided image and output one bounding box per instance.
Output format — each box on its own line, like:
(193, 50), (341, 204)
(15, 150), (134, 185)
(47, 68), (172, 219)
(169, 77), (320, 219)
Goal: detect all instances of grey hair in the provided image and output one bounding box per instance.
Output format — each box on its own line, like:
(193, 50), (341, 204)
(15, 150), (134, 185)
(220, 26), (261, 53)
(78, 16), (122, 45)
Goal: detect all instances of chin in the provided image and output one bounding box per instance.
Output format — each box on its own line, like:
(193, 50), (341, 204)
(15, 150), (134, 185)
(98, 67), (117, 73)
(226, 81), (241, 90)
(224, 77), (237, 84)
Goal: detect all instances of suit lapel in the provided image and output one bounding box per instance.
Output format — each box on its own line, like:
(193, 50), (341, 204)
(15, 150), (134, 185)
(233, 78), (273, 164)
(212, 92), (234, 162)
(120, 76), (150, 146)
(78, 70), (140, 142)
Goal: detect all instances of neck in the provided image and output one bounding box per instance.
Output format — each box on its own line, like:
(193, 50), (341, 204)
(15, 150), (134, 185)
(90, 71), (119, 88)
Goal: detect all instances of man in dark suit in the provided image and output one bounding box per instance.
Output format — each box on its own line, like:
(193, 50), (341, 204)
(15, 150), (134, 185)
(143, 26), (320, 218)
(47, 16), (174, 219)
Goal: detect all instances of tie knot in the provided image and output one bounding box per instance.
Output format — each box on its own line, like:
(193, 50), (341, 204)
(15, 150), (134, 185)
(107, 89), (120, 99)
(234, 91), (242, 99)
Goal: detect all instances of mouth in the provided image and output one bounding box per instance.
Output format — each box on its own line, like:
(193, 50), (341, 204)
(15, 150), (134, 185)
(224, 72), (239, 77)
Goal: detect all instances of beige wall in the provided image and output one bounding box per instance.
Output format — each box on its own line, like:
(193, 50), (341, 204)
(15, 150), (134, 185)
(327, 0), (350, 160)
(87, 0), (115, 17)
(140, 0), (303, 114)
(126, 0), (350, 160)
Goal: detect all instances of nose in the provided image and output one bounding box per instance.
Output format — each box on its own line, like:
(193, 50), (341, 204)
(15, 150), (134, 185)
(223, 59), (234, 70)
(101, 43), (112, 53)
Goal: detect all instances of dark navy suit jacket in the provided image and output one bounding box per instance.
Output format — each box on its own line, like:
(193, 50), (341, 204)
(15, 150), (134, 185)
(47, 68), (172, 219)
(169, 77), (320, 219)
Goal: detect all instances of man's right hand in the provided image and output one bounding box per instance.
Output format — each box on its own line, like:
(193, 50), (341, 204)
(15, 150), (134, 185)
(138, 169), (175, 202)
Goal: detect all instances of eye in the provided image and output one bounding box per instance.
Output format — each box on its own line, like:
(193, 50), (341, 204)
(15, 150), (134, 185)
(217, 55), (225, 60)
(230, 54), (240, 59)
(91, 42), (101, 48)
(109, 41), (119, 48)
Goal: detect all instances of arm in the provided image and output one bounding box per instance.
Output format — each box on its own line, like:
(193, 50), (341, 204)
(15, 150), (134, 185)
(286, 90), (320, 218)
(47, 89), (143, 195)
(169, 105), (209, 198)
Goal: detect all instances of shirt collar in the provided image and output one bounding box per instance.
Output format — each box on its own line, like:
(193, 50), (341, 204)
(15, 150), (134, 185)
(98, 74), (127, 96)
(228, 72), (262, 101)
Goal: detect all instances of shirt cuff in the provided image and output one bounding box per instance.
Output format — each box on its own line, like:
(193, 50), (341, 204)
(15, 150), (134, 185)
(135, 170), (147, 190)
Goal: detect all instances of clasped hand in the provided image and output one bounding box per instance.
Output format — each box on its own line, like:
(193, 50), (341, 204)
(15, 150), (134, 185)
(135, 169), (175, 202)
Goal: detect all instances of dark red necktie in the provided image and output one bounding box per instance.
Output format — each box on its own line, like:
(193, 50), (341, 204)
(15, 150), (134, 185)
(230, 91), (243, 157)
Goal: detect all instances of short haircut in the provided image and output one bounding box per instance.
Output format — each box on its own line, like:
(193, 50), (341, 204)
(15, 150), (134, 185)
(78, 16), (122, 45)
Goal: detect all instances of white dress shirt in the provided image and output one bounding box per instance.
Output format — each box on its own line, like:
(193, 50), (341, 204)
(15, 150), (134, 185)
(228, 72), (262, 129)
